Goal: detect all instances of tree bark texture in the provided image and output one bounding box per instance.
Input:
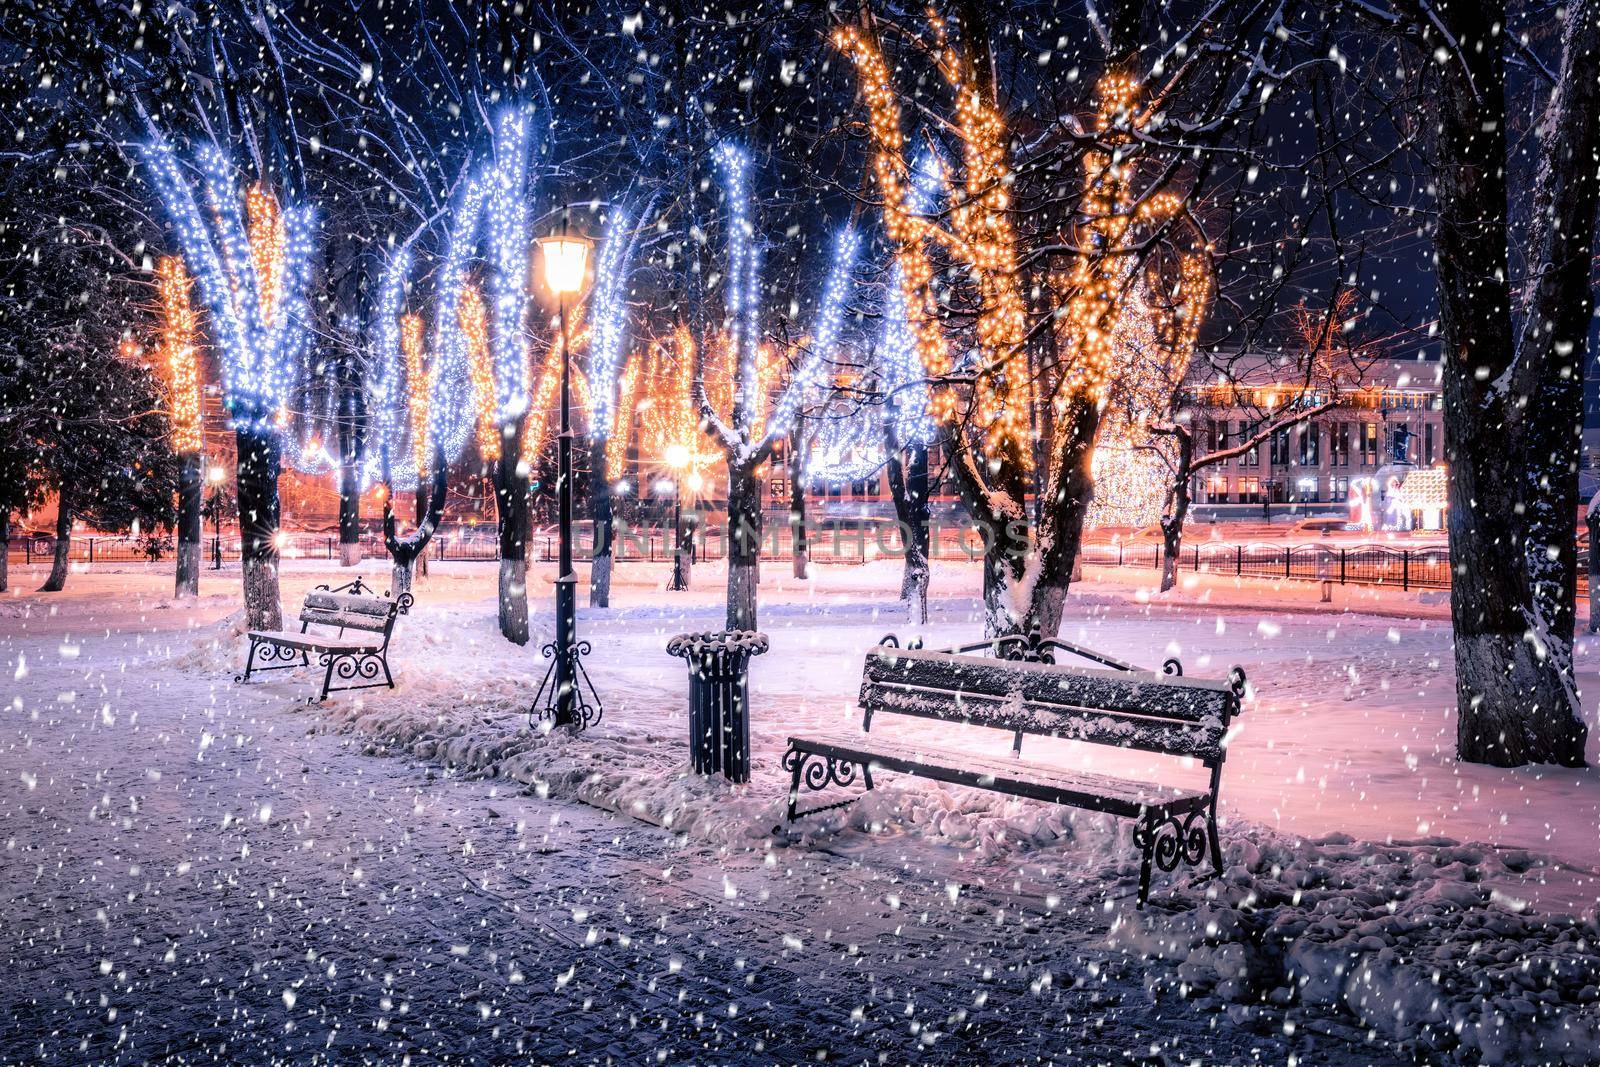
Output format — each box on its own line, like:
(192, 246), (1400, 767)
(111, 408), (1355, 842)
(1431, 0), (1596, 767)
(0, 512), (9, 594)
(1159, 431), (1193, 595)
(788, 435), (809, 580)
(386, 444), (446, 599)
(337, 384), (362, 567)
(236, 426), (283, 632)
(589, 445), (614, 607)
(726, 459), (762, 630)
(886, 443), (929, 625)
(494, 444), (531, 645)
(175, 451), (202, 597)
(40, 496), (70, 592)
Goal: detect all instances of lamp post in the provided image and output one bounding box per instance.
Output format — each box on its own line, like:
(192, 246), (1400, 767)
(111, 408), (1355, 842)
(533, 218), (595, 730)
(666, 444), (690, 591)
(208, 464), (225, 569)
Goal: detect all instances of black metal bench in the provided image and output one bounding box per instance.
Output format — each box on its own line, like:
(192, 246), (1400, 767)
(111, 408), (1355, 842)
(782, 630), (1246, 906)
(237, 577), (413, 702)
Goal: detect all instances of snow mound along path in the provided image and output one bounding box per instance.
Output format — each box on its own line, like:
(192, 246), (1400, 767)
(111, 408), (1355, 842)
(1109, 832), (1600, 1064)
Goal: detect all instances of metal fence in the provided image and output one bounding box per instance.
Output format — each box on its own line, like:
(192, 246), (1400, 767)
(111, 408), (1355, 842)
(1078, 540), (1455, 591)
(10, 528), (1588, 598)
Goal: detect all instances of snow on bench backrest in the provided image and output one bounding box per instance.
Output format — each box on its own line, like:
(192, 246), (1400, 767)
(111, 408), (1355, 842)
(300, 591), (396, 633)
(859, 647), (1237, 763)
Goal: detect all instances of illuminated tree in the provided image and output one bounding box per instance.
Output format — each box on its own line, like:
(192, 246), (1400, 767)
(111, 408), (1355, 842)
(155, 256), (205, 597)
(694, 156), (861, 629)
(582, 211), (640, 607)
(833, 9), (1215, 635)
(141, 135), (315, 631)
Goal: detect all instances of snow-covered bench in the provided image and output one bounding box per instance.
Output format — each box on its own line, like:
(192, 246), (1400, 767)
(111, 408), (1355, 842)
(782, 632), (1247, 906)
(236, 578), (413, 702)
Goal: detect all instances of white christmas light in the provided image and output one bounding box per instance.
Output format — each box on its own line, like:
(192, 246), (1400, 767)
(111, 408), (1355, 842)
(141, 135), (315, 430)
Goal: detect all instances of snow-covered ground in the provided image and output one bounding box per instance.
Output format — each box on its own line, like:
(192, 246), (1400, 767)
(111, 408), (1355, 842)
(3, 555), (1598, 1063)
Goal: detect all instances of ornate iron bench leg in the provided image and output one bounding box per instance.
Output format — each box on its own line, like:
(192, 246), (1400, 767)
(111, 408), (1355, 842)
(1206, 797), (1224, 878)
(781, 746), (867, 821)
(236, 637), (260, 684)
(1134, 808), (1159, 908)
(784, 745), (805, 822)
(381, 653), (394, 689)
(316, 653), (339, 703)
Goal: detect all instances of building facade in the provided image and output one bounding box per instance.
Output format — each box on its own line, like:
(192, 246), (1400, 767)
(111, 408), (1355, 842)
(1183, 358), (1445, 517)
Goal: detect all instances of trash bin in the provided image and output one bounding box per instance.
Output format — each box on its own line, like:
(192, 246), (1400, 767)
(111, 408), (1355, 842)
(665, 630), (769, 783)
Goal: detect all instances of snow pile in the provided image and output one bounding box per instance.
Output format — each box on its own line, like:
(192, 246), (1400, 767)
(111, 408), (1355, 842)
(1108, 831), (1600, 1063)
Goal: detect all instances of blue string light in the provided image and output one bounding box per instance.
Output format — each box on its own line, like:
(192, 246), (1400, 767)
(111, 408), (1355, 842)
(141, 135), (316, 430)
(364, 245), (418, 491)
(712, 142), (763, 426)
(485, 107), (535, 420)
(429, 173), (489, 462)
(587, 210), (633, 444)
(769, 224), (858, 442)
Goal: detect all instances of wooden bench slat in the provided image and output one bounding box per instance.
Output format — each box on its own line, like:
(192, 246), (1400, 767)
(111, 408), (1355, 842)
(789, 731), (1210, 817)
(247, 629), (383, 652)
(864, 649), (1233, 723)
(298, 609), (391, 632)
(303, 591), (394, 616)
(862, 682), (1226, 761)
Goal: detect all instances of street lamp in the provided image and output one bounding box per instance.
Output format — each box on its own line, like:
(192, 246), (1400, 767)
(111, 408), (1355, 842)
(531, 217), (596, 730)
(208, 464), (225, 569)
(665, 444), (690, 591)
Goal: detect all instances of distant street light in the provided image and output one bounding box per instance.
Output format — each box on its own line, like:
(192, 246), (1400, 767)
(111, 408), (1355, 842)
(208, 464), (226, 569)
(666, 445), (692, 591)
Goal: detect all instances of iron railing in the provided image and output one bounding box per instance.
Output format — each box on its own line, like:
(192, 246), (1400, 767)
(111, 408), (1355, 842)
(10, 529), (1587, 598)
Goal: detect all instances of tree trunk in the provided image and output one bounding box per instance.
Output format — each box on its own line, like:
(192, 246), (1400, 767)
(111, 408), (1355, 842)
(175, 451), (202, 597)
(236, 426), (283, 632)
(887, 443), (929, 624)
(337, 453), (361, 567)
(788, 434), (809, 579)
(0, 512), (9, 593)
(726, 459), (762, 630)
(1028, 407), (1099, 637)
(1159, 432), (1193, 594)
(414, 481), (430, 580)
(494, 447), (531, 645)
(1589, 501), (1600, 634)
(386, 443), (446, 600)
(39, 497), (70, 592)
(589, 445), (614, 607)
(1431, 0), (1593, 767)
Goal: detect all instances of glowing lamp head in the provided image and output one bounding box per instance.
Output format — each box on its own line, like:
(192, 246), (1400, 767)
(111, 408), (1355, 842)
(536, 235), (591, 296)
(664, 443), (691, 469)
(209, 465), (226, 485)
(686, 472), (704, 493)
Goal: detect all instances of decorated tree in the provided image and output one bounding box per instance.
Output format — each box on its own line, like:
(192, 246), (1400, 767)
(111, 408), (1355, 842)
(155, 257), (206, 597)
(141, 136), (315, 631)
(695, 147), (861, 630)
(583, 210), (642, 608)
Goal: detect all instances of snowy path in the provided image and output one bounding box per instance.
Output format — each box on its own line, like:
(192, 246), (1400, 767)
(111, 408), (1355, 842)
(0, 574), (1406, 1064)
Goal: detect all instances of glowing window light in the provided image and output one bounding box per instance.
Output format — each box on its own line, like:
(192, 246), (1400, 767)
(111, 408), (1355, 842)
(156, 256), (203, 454)
(459, 283), (501, 462)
